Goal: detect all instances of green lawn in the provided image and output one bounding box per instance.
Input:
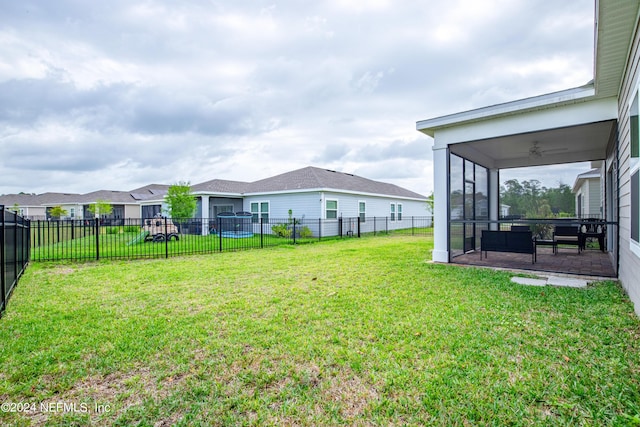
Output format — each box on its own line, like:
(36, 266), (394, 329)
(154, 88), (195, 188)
(1, 236), (639, 426)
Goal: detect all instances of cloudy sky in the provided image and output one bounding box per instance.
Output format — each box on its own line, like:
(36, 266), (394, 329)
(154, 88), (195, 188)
(0, 0), (595, 196)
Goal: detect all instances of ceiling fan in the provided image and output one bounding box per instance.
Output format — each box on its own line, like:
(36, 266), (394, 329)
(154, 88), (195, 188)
(527, 141), (568, 158)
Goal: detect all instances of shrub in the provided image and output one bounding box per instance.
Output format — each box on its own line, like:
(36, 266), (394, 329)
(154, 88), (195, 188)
(299, 226), (313, 238)
(271, 223), (291, 238)
(105, 227), (120, 235)
(124, 225), (140, 233)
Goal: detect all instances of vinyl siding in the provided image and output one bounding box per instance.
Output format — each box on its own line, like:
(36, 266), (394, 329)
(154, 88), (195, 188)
(617, 14), (640, 316)
(243, 191), (428, 221)
(243, 193), (321, 220)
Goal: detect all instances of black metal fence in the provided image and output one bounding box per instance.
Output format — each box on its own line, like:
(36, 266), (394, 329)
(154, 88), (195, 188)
(29, 216), (433, 262)
(1, 205), (31, 318)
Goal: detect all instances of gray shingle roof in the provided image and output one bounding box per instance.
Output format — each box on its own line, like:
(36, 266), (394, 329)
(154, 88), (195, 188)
(1, 166), (427, 208)
(245, 166), (427, 199)
(129, 184), (172, 201)
(77, 190), (139, 204)
(0, 192), (80, 206)
(192, 179), (249, 194)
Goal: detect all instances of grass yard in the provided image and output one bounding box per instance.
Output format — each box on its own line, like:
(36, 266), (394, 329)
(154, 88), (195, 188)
(1, 236), (639, 426)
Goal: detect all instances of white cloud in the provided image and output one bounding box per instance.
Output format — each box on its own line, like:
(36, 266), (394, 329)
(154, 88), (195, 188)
(0, 0), (595, 196)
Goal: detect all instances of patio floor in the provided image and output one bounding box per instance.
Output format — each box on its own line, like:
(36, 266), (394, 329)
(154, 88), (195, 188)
(452, 246), (616, 278)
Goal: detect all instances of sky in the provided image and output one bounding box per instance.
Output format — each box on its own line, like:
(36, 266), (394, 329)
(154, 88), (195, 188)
(0, 0), (595, 196)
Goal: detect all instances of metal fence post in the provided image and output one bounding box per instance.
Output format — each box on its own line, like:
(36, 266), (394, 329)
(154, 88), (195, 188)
(339, 217), (343, 238)
(25, 219), (31, 270)
(293, 219), (297, 245)
(218, 216), (223, 252)
(318, 218), (321, 241)
(13, 211), (17, 287)
(357, 216), (361, 238)
(95, 219), (100, 261)
(373, 217), (376, 235)
(260, 217), (264, 248)
(164, 216), (169, 259)
(0, 205), (6, 316)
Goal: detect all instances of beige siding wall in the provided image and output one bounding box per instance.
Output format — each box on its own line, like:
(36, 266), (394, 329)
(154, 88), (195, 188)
(587, 178), (602, 217)
(124, 204), (140, 219)
(617, 15), (640, 316)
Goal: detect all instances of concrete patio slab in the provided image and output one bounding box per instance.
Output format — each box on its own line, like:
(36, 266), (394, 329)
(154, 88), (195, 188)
(511, 277), (547, 286)
(511, 275), (589, 288)
(546, 275), (588, 288)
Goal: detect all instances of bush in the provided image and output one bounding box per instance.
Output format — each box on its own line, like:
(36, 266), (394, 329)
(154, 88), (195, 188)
(105, 227), (120, 235)
(299, 226), (313, 238)
(124, 225), (140, 233)
(271, 223), (291, 238)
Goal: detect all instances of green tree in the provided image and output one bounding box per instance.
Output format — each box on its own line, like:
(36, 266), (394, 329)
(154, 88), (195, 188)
(49, 205), (68, 219)
(164, 182), (196, 219)
(501, 178), (577, 218)
(426, 191), (434, 214)
(545, 183), (575, 215)
(87, 199), (113, 218)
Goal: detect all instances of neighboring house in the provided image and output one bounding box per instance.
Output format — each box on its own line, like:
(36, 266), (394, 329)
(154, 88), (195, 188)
(0, 192), (81, 220)
(188, 167), (428, 235)
(573, 168), (602, 218)
(241, 166), (427, 219)
(416, 0), (640, 316)
(1, 167), (428, 232)
(1, 190), (139, 222)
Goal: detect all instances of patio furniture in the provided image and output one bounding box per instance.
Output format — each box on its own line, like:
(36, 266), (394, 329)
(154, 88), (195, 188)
(579, 219), (606, 252)
(481, 230), (536, 263)
(553, 225), (581, 253)
(510, 225), (531, 232)
(534, 238), (557, 254)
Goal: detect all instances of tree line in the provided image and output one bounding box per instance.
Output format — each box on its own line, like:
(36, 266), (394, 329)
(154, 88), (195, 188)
(500, 179), (574, 218)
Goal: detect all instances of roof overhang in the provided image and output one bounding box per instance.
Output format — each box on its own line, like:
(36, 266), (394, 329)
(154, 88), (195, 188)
(418, 91), (618, 169)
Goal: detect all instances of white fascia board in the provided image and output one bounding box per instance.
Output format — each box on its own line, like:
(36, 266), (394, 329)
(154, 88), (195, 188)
(191, 191), (243, 197)
(139, 199), (164, 205)
(431, 95), (617, 149)
(417, 85), (596, 138)
(244, 188), (427, 201)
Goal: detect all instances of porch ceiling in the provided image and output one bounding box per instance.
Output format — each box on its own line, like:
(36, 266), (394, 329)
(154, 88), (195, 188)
(449, 119), (617, 169)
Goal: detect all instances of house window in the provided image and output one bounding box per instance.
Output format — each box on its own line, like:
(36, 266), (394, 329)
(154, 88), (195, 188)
(397, 203), (403, 221)
(250, 201), (269, 223)
(70, 208), (75, 218)
(631, 91), (640, 254)
(390, 203), (396, 221)
(359, 201), (366, 222)
(326, 200), (338, 219)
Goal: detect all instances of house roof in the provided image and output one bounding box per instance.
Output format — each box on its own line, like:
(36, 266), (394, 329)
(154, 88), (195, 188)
(0, 192), (81, 207)
(572, 168), (601, 192)
(76, 190), (139, 204)
(245, 166), (427, 200)
(192, 179), (249, 194)
(2, 166), (426, 209)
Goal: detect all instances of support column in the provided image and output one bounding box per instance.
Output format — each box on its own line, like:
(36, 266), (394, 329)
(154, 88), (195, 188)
(201, 195), (210, 236)
(432, 146), (449, 262)
(489, 168), (500, 230)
